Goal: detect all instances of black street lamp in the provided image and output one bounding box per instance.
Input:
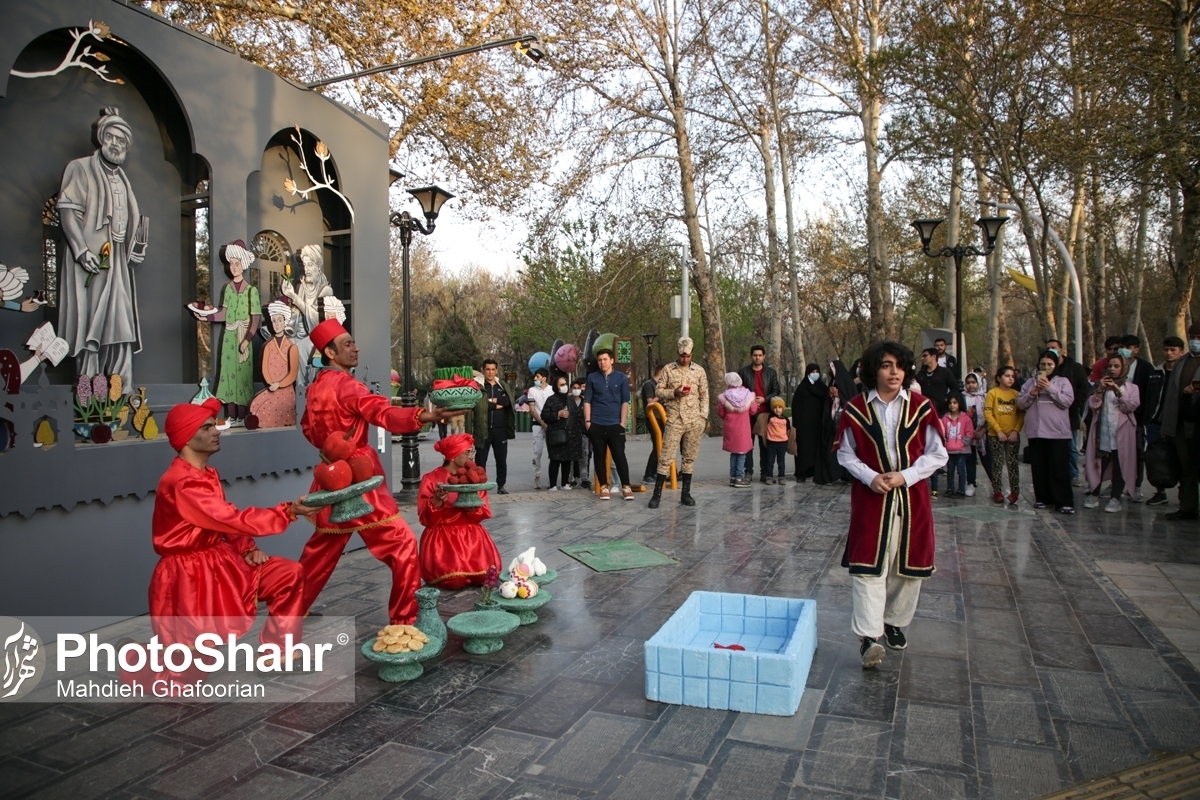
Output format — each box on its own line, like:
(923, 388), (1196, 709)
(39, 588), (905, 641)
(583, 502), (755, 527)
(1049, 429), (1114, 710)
(390, 183), (455, 491)
(910, 215), (1008, 373)
(640, 333), (658, 384)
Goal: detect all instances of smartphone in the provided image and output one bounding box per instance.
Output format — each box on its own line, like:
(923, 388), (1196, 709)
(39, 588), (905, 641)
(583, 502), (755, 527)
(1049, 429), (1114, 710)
(1037, 365), (1052, 379)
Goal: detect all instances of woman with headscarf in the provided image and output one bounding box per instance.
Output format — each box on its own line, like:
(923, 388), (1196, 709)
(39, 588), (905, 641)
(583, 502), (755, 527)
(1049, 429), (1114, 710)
(195, 240), (261, 425)
(791, 362), (828, 482)
(816, 361), (854, 484)
(541, 373), (585, 490)
(417, 433), (501, 589)
(718, 372), (755, 487)
(1083, 354), (1140, 513)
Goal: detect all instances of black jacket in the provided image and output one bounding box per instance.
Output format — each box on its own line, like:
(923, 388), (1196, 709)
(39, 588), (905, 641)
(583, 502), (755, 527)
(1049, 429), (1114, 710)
(1054, 357), (1091, 430)
(1145, 364), (1169, 424)
(916, 366), (960, 414)
(737, 365), (781, 412)
(1124, 357), (1154, 425)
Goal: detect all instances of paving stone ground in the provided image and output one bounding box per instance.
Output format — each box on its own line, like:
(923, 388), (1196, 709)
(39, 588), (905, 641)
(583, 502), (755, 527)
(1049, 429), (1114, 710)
(2, 435), (1199, 799)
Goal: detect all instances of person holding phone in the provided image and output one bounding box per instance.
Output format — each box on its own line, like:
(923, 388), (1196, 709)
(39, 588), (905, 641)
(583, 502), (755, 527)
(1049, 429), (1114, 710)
(1018, 351), (1076, 513)
(1083, 355), (1140, 512)
(648, 337), (709, 508)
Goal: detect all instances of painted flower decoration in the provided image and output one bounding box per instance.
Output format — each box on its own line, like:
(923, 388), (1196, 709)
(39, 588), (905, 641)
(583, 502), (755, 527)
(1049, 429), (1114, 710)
(283, 178), (297, 195)
(76, 374), (92, 404)
(92, 21), (111, 39)
(314, 140), (329, 159)
(92, 374), (108, 402)
(108, 373), (123, 402)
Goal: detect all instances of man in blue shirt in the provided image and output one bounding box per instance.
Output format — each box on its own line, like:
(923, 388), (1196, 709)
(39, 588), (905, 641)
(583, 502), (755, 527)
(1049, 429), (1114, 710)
(584, 349), (634, 500)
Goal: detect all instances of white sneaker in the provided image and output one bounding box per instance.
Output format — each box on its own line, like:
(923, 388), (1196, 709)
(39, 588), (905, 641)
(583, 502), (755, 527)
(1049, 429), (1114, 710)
(1105, 498), (1121, 513)
(1083, 495), (1100, 509)
(610, 484), (621, 494)
(965, 485), (976, 497)
(548, 486), (558, 492)
(562, 484), (572, 491)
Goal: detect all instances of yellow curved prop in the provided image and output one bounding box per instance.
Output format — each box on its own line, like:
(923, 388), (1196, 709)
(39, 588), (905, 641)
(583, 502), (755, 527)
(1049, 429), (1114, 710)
(646, 403), (677, 490)
(1007, 267), (1039, 294)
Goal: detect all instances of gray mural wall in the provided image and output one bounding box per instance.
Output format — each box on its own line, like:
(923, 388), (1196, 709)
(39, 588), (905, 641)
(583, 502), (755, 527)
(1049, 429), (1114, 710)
(0, 0), (393, 616)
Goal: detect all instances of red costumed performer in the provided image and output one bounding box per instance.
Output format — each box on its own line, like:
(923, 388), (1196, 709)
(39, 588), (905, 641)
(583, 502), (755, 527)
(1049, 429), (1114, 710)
(149, 398), (315, 650)
(298, 319), (463, 624)
(834, 341), (947, 669)
(417, 434), (502, 589)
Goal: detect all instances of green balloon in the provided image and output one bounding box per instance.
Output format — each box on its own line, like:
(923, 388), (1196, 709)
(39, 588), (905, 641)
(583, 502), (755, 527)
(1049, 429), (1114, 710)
(594, 333), (617, 355)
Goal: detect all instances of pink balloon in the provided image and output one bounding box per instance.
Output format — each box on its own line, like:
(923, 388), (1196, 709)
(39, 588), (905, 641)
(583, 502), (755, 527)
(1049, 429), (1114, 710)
(554, 344), (580, 372)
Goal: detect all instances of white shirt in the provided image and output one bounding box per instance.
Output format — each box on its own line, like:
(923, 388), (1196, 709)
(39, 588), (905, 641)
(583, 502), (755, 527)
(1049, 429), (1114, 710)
(527, 384), (554, 418)
(837, 388), (948, 488)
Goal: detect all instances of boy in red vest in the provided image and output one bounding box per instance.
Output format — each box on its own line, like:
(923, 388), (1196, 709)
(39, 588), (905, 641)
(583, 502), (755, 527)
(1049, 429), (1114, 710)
(835, 341), (947, 668)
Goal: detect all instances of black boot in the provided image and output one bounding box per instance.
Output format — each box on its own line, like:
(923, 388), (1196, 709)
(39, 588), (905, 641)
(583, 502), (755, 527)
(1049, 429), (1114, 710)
(680, 474), (696, 506)
(648, 474), (665, 508)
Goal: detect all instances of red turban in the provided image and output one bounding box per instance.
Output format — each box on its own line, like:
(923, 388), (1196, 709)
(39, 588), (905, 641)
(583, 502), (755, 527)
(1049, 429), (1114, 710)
(310, 319), (348, 355)
(434, 433), (474, 461)
(166, 398), (222, 451)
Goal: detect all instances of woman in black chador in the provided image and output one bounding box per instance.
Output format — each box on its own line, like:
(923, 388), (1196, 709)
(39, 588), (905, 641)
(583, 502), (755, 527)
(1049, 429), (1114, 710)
(816, 360), (856, 484)
(791, 362), (828, 482)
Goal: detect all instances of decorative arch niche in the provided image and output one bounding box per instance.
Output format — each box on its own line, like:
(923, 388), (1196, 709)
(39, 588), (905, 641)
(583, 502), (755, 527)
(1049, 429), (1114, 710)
(0, 24), (207, 384)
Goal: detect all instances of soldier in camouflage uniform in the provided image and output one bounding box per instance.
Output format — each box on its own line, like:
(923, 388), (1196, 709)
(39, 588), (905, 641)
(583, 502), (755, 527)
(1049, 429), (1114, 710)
(649, 337), (709, 508)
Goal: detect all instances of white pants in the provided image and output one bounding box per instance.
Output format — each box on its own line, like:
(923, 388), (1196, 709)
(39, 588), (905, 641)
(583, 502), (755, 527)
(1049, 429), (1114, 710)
(531, 425), (545, 480)
(850, 507), (925, 638)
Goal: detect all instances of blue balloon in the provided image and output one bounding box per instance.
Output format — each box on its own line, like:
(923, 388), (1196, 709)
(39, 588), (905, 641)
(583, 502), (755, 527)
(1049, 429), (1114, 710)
(528, 351), (551, 373)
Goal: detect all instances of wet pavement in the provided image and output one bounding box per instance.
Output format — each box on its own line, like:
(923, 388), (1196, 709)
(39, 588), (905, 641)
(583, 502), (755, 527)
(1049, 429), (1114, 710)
(2, 436), (1199, 799)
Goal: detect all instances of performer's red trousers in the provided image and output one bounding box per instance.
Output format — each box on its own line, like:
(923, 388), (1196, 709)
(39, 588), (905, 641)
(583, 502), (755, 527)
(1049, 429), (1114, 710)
(298, 521), (420, 625)
(255, 557), (307, 647)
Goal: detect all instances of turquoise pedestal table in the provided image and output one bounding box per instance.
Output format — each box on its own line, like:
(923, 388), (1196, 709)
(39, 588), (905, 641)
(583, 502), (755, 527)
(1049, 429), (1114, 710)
(447, 609), (520, 654)
(361, 587), (447, 682)
(493, 589), (552, 625)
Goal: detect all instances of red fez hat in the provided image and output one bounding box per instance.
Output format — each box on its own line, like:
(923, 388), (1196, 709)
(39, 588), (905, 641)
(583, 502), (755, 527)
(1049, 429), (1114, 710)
(165, 398), (222, 451)
(310, 319), (348, 354)
(433, 433), (474, 461)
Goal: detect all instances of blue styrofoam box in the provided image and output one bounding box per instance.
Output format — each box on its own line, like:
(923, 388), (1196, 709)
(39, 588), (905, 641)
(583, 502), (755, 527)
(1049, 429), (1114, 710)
(729, 681), (757, 711)
(683, 677), (708, 706)
(659, 674), (682, 704)
(645, 591), (817, 716)
(683, 650), (708, 677)
(659, 646), (683, 675)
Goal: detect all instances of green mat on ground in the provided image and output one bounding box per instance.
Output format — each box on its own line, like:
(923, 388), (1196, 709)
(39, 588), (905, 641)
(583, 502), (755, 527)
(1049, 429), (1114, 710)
(560, 541), (679, 572)
(935, 506), (1036, 523)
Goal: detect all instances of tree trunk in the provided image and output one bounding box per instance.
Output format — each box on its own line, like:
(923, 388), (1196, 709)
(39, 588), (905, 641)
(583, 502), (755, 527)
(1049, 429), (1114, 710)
(1091, 168), (1107, 351)
(760, 108), (784, 371)
(671, 103), (727, 401)
(1128, 180), (1149, 337)
(982, 172), (1005, 375)
(944, 155), (963, 330)
(1166, 0), (1198, 340)
(863, 95), (893, 341)
(1010, 190), (1057, 339)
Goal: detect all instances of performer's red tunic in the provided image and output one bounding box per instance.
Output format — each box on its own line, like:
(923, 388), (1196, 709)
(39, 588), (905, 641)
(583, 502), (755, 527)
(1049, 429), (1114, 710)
(149, 458), (304, 646)
(299, 368), (424, 624)
(417, 466), (501, 589)
(834, 391), (940, 578)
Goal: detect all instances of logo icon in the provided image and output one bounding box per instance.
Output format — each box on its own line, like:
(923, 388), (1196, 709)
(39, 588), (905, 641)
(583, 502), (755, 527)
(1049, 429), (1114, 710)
(0, 617), (44, 701)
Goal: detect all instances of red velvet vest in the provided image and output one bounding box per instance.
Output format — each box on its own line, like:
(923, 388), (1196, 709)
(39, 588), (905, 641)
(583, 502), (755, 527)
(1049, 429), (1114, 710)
(835, 391), (940, 578)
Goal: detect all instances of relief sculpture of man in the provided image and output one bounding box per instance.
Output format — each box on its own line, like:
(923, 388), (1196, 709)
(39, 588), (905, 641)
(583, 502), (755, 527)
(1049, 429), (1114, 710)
(57, 106), (149, 389)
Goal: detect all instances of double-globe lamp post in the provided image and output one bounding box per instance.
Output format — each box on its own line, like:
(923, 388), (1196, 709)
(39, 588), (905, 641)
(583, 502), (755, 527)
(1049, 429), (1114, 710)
(390, 185), (455, 492)
(910, 215), (1008, 373)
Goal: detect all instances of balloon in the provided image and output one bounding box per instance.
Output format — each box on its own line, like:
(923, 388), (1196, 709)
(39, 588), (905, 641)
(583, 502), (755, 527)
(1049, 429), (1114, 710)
(528, 352), (550, 373)
(554, 344), (580, 373)
(593, 333), (617, 356)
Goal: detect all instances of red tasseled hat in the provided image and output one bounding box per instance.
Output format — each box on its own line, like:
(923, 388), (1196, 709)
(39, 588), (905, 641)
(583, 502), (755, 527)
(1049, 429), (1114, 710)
(310, 319), (348, 354)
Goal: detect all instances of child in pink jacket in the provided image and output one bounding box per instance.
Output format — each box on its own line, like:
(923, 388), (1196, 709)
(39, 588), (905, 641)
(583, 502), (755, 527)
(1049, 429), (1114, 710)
(717, 372), (755, 487)
(938, 394), (975, 498)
